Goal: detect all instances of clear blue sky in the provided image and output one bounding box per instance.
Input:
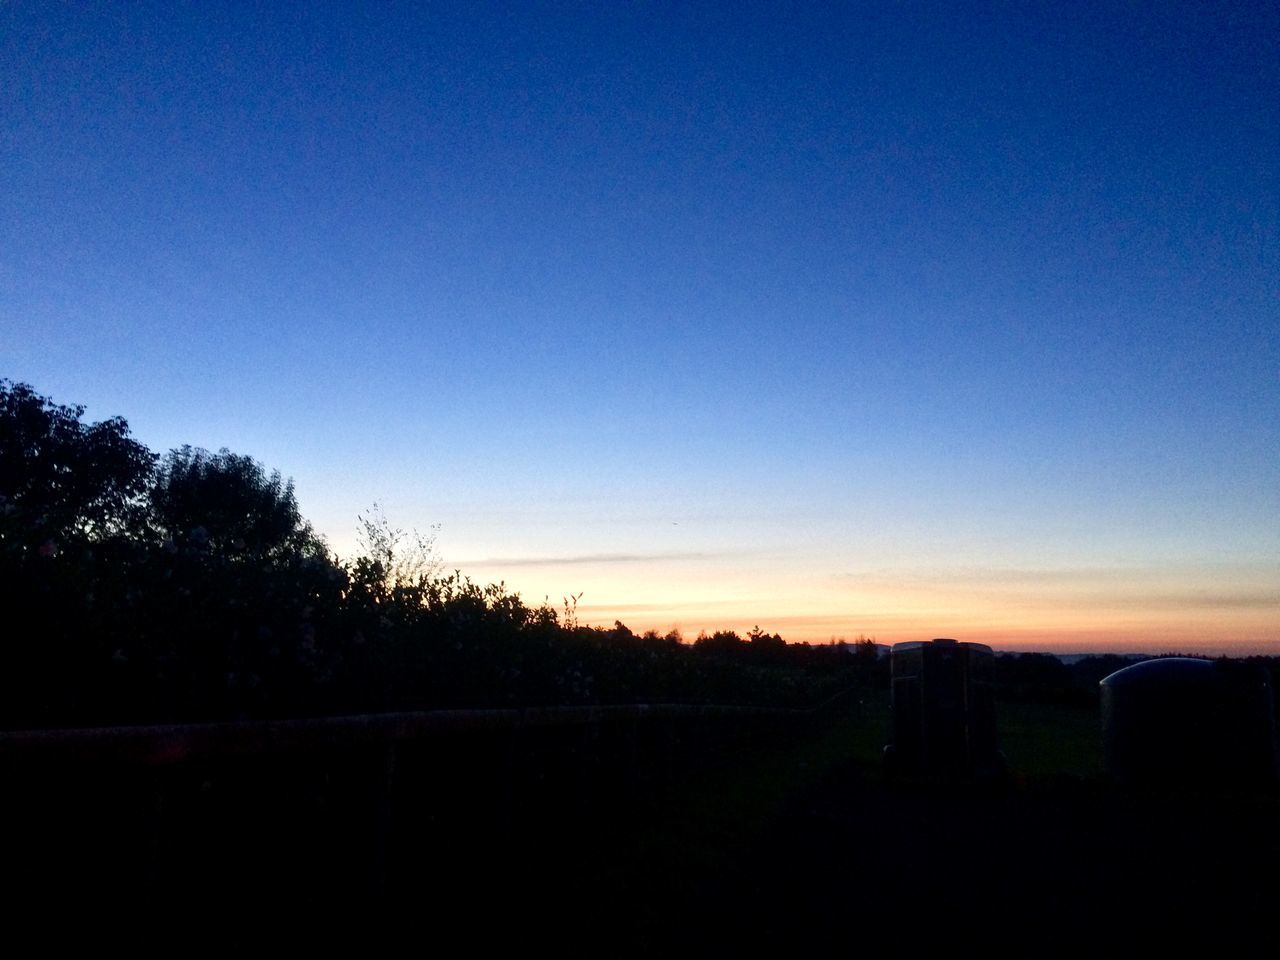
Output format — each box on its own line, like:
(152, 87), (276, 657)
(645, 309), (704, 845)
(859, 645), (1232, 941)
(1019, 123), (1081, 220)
(4, 2), (1277, 650)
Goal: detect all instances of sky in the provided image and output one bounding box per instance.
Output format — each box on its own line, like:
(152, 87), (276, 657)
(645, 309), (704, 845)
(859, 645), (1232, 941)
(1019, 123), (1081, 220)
(3, 2), (1277, 652)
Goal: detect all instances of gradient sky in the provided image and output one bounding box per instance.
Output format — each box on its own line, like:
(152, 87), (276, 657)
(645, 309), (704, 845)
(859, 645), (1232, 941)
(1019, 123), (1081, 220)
(3, 2), (1277, 652)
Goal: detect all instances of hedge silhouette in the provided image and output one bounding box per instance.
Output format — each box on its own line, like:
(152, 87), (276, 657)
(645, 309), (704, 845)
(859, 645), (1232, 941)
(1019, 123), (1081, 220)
(0, 379), (863, 728)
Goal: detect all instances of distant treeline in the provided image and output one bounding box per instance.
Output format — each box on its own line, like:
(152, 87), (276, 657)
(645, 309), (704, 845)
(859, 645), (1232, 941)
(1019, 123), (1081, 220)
(993, 651), (1280, 708)
(0, 380), (874, 729)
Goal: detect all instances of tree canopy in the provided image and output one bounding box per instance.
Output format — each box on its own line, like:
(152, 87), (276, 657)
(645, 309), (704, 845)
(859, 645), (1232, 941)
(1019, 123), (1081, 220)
(0, 379), (155, 552)
(151, 445), (326, 559)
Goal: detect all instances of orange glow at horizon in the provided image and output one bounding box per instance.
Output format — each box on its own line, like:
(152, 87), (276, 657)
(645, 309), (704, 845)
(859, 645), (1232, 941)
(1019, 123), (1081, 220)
(455, 556), (1279, 656)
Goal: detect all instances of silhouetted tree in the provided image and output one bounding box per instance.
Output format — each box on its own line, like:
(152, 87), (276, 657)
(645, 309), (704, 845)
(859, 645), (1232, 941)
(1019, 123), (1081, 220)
(694, 630), (744, 654)
(0, 379), (155, 553)
(854, 638), (879, 665)
(1, 380), (859, 726)
(354, 501), (441, 591)
(150, 445), (326, 560)
(748, 625), (786, 650)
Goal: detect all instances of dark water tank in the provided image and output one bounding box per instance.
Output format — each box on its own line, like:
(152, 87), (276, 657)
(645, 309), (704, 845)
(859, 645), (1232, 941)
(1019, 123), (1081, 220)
(884, 638), (1001, 777)
(1100, 657), (1278, 786)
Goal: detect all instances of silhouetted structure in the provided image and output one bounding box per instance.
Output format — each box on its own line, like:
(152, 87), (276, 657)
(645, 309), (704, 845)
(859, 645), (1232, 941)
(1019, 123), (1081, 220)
(883, 638), (1001, 777)
(1100, 657), (1278, 786)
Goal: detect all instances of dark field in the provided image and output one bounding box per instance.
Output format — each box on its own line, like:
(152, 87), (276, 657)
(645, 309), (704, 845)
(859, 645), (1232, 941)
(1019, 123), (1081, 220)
(6, 690), (1276, 952)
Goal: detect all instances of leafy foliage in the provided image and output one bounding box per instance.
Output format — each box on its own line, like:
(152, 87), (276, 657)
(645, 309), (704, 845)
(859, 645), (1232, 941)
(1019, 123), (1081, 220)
(353, 501), (441, 592)
(151, 445), (326, 560)
(0, 379), (155, 552)
(1, 380), (863, 728)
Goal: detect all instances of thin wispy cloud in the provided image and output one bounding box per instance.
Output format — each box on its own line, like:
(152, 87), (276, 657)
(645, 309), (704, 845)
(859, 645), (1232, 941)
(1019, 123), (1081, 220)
(1115, 591), (1279, 611)
(833, 561), (1280, 588)
(578, 599), (744, 614)
(833, 567), (1159, 587)
(455, 551), (720, 568)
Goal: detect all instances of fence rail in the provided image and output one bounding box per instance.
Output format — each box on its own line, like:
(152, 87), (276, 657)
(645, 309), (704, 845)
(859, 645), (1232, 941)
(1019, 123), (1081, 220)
(0, 688), (855, 765)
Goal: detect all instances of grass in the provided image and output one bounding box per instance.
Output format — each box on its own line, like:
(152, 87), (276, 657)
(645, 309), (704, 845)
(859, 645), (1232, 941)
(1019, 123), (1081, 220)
(593, 691), (1105, 897)
(572, 689), (1113, 939)
(561, 695), (889, 939)
(996, 697), (1102, 779)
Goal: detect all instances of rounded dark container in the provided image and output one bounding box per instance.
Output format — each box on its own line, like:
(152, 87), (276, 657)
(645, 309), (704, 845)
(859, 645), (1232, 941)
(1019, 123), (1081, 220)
(1100, 657), (1278, 786)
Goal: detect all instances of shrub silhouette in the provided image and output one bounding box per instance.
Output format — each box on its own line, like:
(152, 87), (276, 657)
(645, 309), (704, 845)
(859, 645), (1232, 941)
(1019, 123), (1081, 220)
(0, 380), (865, 728)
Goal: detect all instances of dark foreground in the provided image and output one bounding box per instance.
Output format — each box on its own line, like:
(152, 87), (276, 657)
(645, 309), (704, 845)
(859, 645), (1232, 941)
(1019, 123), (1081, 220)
(5, 695), (1277, 953)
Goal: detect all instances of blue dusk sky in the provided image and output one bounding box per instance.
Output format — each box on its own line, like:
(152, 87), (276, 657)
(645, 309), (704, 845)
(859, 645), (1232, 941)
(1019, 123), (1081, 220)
(3, 2), (1277, 651)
